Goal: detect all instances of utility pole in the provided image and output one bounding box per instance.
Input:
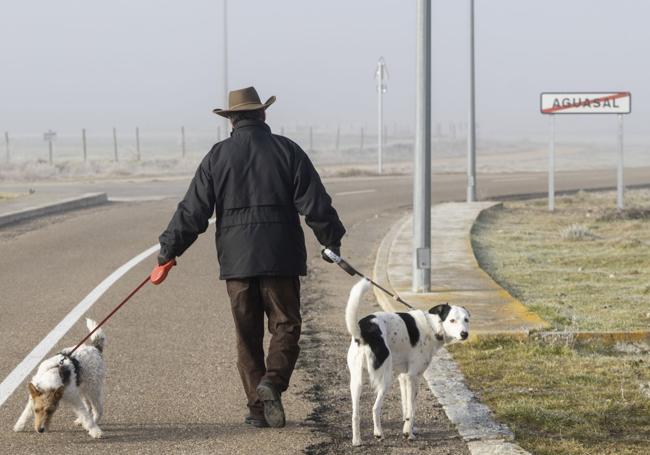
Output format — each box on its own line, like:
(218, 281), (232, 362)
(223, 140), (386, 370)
(82, 128), (87, 162)
(4, 132), (9, 163)
(181, 126), (186, 158)
(413, 0), (431, 292)
(222, 0), (229, 135)
(467, 0), (477, 202)
(113, 127), (118, 162)
(376, 57), (388, 174)
(135, 127), (141, 161)
(335, 125), (340, 153)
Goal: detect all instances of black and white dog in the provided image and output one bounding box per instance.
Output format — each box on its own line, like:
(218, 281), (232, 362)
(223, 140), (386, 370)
(345, 279), (470, 446)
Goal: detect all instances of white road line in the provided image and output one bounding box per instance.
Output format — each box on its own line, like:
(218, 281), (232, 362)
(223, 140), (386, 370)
(0, 218), (216, 407)
(334, 189), (376, 197)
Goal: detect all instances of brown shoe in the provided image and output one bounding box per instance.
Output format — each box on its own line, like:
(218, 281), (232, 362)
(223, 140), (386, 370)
(256, 381), (286, 428)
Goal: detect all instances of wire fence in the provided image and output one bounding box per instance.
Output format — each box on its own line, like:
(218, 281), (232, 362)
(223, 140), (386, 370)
(0, 125), (431, 166)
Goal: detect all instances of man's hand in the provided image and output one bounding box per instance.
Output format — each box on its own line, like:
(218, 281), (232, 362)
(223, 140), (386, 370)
(321, 246), (341, 263)
(151, 257), (176, 285)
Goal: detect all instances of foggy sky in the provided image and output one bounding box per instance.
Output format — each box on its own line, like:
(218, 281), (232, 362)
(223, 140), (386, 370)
(1, 0), (649, 143)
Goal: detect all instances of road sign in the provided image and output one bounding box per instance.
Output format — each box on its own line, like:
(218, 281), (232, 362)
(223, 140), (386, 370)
(43, 130), (57, 141)
(540, 91), (631, 211)
(43, 130), (56, 164)
(541, 92), (631, 115)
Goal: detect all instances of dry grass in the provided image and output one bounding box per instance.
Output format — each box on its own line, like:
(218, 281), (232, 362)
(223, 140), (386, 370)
(452, 190), (650, 454)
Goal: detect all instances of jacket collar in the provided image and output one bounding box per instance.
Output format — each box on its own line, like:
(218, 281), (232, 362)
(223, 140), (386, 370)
(231, 119), (271, 136)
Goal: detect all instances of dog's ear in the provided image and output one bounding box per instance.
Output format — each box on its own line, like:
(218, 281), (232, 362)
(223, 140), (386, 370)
(28, 383), (41, 398)
(429, 303), (452, 321)
(53, 386), (64, 401)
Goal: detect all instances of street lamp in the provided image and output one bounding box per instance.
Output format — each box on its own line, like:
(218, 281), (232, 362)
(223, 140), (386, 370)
(375, 57), (388, 174)
(222, 0), (229, 136)
(467, 0), (477, 202)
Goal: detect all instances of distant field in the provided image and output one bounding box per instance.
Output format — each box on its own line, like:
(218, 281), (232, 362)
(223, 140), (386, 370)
(451, 189), (650, 455)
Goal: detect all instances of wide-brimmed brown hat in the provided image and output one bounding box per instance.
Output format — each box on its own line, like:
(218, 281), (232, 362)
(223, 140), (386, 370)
(213, 86), (276, 117)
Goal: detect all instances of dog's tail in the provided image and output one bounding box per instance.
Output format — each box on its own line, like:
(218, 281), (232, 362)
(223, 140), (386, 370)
(86, 318), (107, 353)
(345, 278), (372, 340)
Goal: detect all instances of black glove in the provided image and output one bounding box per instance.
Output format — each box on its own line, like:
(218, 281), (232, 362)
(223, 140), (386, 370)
(321, 246), (340, 263)
(157, 253), (175, 266)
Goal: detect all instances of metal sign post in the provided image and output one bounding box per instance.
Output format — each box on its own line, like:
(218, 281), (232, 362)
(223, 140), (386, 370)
(540, 92), (631, 211)
(548, 115), (555, 211)
(376, 57), (388, 175)
(43, 130), (57, 164)
(617, 114), (624, 209)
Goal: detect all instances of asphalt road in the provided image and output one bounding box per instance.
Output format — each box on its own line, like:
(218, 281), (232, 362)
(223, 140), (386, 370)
(1, 168), (649, 454)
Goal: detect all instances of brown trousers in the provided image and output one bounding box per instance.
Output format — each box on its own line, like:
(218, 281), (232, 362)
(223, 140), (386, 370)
(226, 276), (302, 419)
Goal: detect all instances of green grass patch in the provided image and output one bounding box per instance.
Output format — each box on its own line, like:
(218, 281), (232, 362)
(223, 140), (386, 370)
(450, 338), (650, 455)
(471, 189), (650, 331)
(457, 190), (650, 454)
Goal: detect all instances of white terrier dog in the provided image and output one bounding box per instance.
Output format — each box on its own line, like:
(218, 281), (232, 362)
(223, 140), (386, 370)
(14, 318), (107, 439)
(345, 279), (470, 446)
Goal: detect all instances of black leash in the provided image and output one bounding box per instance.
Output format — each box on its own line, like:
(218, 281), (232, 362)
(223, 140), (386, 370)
(322, 249), (415, 310)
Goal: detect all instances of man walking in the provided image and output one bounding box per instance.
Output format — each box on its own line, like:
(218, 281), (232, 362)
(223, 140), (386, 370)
(155, 87), (345, 428)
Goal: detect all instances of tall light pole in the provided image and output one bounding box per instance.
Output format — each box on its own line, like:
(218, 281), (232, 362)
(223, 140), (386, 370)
(413, 0), (431, 293)
(467, 0), (477, 202)
(376, 57), (388, 174)
(222, 0), (229, 134)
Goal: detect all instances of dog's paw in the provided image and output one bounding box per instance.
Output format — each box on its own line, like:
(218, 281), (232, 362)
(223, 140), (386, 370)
(74, 417), (84, 427)
(403, 432), (416, 441)
(13, 423), (25, 432)
(88, 427), (103, 439)
(373, 432), (384, 440)
(352, 437), (362, 446)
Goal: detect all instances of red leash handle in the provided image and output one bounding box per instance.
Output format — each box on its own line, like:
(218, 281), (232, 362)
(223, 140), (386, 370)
(151, 259), (176, 285)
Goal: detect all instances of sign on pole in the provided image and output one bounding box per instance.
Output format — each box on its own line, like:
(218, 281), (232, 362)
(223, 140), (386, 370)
(43, 130), (57, 164)
(541, 92), (631, 115)
(540, 92), (631, 210)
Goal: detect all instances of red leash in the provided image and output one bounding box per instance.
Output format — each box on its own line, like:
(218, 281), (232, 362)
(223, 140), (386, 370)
(65, 259), (176, 357)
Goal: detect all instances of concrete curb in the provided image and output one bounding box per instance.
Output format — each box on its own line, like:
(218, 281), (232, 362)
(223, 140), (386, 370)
(373, 210), (531, 455)
(492, 181), (650, 202)
(0, 192), (109, 228)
